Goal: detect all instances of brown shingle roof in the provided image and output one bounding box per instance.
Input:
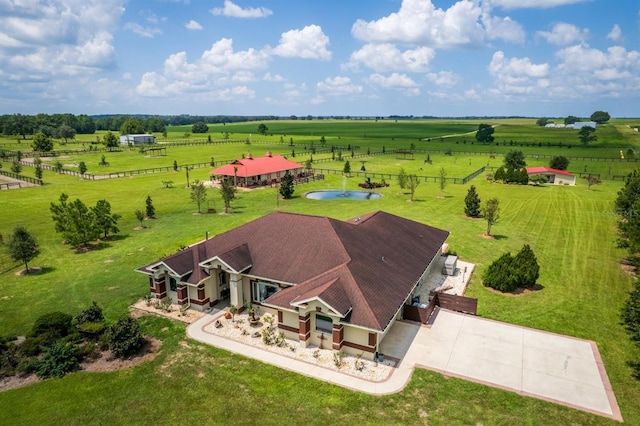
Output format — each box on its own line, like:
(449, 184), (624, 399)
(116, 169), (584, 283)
(137, 211), (448, 331)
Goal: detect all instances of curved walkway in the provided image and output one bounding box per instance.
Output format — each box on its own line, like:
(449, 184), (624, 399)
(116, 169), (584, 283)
(187, 307), (621, 421)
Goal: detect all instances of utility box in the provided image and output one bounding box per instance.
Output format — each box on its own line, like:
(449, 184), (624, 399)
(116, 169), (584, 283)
(443, 255), (458, 276)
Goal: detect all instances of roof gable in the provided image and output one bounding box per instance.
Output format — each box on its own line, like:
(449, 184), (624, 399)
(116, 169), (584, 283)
(210, 154), (303, 178)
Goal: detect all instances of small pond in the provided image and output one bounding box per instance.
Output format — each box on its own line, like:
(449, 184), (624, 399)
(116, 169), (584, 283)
(305, 190), (382, 200)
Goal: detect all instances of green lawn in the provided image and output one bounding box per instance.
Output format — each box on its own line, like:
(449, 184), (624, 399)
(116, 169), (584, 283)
(0, 120), (639, 424)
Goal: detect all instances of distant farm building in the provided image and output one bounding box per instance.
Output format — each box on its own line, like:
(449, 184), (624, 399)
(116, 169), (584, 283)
(120, 134), (155, 145)
(526, 167), (576, 186)
(570, 122), (597, 130)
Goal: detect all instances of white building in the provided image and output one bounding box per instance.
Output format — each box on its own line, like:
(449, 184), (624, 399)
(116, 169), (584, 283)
(572, 122), (597, 130)
(120, 134), (155, 145)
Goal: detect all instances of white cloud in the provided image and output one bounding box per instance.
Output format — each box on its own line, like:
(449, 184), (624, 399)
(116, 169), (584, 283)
(481, 13), (525, 43)
(211, 0), (272, 18)
(346, 44), (434, 73)
(426, 71), (461, 87)
(271, 25), (331, 60)
(488, 51), (549, 95)
(124, 22), (162, 38)
(607, 24), (623, 43)
(136, 38), (270, 98)
(368, 73), (420, 95)
(536, 23), (588, 45)
(185, 20), (203, 30)
(263, 72), (284, 82)
(316, 76), (363, 97)
(0, 0), (123, 81)
(351, 0), (486, 48)
(464, 89), (480, 99)
(488, 0), (588, 9)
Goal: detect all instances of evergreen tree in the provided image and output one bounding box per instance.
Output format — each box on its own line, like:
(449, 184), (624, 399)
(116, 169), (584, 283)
(464, 185), (481, 217)
(343, 160), (351, 175)
(219, 179), (236, 214)
(279, 171), (294, 199)
(7, 225), (40, 273)
(145, 196), (155, 218)
(494, 166), (506, 182)
(398, 167), (408, 189)
(621, 280), (640, 344)
(92, 199), (121, 239)
(482, 252), (517, 292)
(514, 244), (540, 287)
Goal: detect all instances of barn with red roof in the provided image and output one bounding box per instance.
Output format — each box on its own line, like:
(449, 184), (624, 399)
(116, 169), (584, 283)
(136, 211), (449, 359)
(526, 167), (576, 186)
(210, 152), (305, 187)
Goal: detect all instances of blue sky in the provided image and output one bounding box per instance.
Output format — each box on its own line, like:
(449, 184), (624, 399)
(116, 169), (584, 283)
(0, 0), (638, 117)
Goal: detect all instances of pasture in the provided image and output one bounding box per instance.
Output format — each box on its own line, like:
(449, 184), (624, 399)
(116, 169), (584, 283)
(0, 119), (639, 424)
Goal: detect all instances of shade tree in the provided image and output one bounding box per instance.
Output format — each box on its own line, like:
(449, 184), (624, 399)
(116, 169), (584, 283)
(7, 226), (40, 273)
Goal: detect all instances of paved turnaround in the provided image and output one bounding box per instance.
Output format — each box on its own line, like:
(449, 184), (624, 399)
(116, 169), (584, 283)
(187, 307), (621, 421)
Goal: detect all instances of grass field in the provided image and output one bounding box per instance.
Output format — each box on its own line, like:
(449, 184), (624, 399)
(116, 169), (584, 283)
(0, 119), (639, 424)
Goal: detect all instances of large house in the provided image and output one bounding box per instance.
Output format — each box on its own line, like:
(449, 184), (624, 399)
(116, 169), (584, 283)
(210, 152), (304, 187)
(526, 167), (576, 186)
(136, 211), (449, 359)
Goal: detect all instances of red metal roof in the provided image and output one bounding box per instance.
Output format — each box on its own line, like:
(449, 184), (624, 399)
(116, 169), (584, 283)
(210, 154), (303, 178)
(526, 167), (574, 177)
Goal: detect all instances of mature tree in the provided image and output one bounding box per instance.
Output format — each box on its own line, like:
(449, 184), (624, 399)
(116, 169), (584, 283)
(120, 118), (144, 135)
(92, 200), (121, 239)
(514, 244), (540, 287)
(615, 171), (640, 253)
(76, 114), (96, 134)
(549, 155), (569, 170)
(7, 226), (40, 273)
(257, 123), (268, 134)
(397, 167), (408, 190)
(78, 161), (87, 175)
(279, 171), (294, 199)
(504, 149), (526, 170)
(438, 167), (447, 196)
(584, 175), (601, 190)
(50, 193), (100, 248)
(11, 161), (22, 174)
(144, 117), (165, 133)
(536, 118), (551, 127)
(145, 196), (155, 218)
(464, 185), (481, 217)
(590, 110), (610, 124)
(192, 122), (209, 133)
(219, 178), (237, 213)
(103, 131), (119, 150)
(564, 115), (580, 125)
(190, 179), (207, 213)
(578, 126), (597, 145)
(407, 174), (420, 202)
(55, 124), (76, 143)
(343, 160), (351, 176)
(32, 131), (54, 153)
(482, 198), (500, 236)
(475, 123), (495, 143)
(135, 209), (145, 227)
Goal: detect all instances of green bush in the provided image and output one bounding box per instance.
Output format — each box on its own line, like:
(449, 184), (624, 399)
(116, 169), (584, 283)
(32, 312), (72, 338)
(108, 317), (144, 358)
(483, 245), (540, 292)
(35, 341), (79, 379)
(77, 321), (107, 338)
(75, 301), (104, 325)
(0, 338), (20, 378)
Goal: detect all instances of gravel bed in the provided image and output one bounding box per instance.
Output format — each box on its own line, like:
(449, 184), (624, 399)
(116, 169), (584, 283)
(203, 312), (395, 382)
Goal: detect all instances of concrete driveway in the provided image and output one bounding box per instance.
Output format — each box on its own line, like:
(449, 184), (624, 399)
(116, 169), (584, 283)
(380, 308), (621, 421)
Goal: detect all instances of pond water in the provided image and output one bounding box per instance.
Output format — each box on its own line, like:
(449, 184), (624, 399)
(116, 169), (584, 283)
(305, 190), (382, 200)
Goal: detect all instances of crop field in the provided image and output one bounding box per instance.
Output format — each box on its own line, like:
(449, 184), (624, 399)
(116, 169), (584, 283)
(0, 119), (639, 424)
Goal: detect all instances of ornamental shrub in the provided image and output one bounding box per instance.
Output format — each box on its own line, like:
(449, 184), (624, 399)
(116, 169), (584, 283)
(108, 317), (144, 358)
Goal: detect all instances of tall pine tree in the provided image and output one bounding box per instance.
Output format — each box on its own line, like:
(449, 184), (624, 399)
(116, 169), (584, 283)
(464, 185), (481, 217)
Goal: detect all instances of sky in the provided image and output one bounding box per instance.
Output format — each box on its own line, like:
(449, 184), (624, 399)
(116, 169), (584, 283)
(0, 0), (638, 118)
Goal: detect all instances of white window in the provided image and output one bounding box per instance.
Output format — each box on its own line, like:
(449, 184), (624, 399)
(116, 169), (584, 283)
(252, 281), (280, 302)
(315, 314), (333, 333)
